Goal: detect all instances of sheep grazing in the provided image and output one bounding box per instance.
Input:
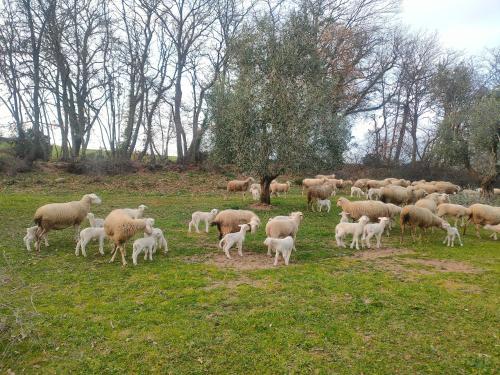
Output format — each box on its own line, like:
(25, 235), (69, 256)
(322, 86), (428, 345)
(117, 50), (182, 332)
(339, 211), (351, 223)
(264, 236), (295, 266)
(415, 198), (438, 214)
(353, 178), (369, 190)
(146, 228), (169, 254)
(316, 199), (331, 212)
(87, 212), (104, 228)
(122, 204), (148, 219)
(75, 227), (106, 257)
(464, 204), (500, 238)
(307, 184), (335, 211)
(407, 187), (428, 201)
(24, 226), (48, 251)
(271, 181), (292, 197)
(132, 234), (156, 265)
(249, 183), (261, 201)
(226, 177), (255, 199)
(266, 212), (304, 253)
(483, 224), (500, 240)
(350, 186), (365, 198)
(442, 223), (463, 247)
(436, 203), (471, 227)
(188, 208), (219, 233)
(218, 224), (250, 258)
(362, 217), (391, 249)
(302, 177), (327, 195)
(379, 185), (415, 205)
(433, 181), (461, 194)
(367, 188), (381, 201)
(400, 205), (448, 242)
(335, 215), (370, 250)
(211, 209), (261, 239)
(336, 197), (389, 222)
(366, 179), (389, 189)
(33, 193), (102, 252)
(104, 209), (153, 266)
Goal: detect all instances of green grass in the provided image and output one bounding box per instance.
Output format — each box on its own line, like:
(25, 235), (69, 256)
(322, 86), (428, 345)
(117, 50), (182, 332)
(0, 174), (499, 374)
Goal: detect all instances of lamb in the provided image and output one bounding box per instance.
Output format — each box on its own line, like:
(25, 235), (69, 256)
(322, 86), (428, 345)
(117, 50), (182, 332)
(302, 177), (327, 195)
(211, 209), (261, 239)
(249, 183), (261, 201)
(339, 211), (351, 223)
(367, 188), (381, 200)
(384, 203), (402, 234)
(264, 236), (295, 266)
(379, 185), (415, 205)
(132, 234), (156, 265)
(335, 215), (370, 250)
(362, 217), (391, 249)
(400, 205), (448, 242)
(268, 211), (304, 223)
(145, 228), (169, 254)
(226, 177), (255, 198)
(350, 186), (365, 198)
(75, 227), (106, 257)
(23, 226), (48, 251)
(188, 209), (219, 233)
(87, 212), (104, 228)
(271, 181), (292, 197)
(307, 184), (335, 211)
(483, 224), (500, 240)
(265, 212), (304, 253)
(436, 203), (471, 227)
(104, 209), (154, 266)
(33, 193), (102, 252)
(464, 204), (500, 238)
(122, 204), (148, 219)
(218, 224), (250, 258)
(442, 223), (463, 247)
(336, 197), (390, 222)
(316, 199), (331, 212)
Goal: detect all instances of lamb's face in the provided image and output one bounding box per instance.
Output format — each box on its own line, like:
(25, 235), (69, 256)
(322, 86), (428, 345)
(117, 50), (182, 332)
(358, 216), (370, 224)
(210, 209), (219, 215)
(139, 204), (148, 210)
(263, 237), (272, 246)
(87, 194), (102, 205)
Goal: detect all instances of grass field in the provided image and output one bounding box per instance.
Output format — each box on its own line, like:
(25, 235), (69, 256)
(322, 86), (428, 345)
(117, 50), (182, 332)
(1, 172), (499, 374)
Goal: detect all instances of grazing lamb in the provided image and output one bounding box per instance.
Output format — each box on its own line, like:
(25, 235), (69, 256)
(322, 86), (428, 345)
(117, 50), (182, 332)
(75, 227), (106, 257)
(464, 204), (500, 238)
(350, 186), (365, 198)
(442, 223), (463, 247)
(87, 212), (104, 228)
(211, 209), (261, 239)
(23, 226), (48, 251)
(122, 204), (148, 219)
(145, 228), (169, 254)
(316, 199), (331, 212)
(188, 208), (219, 233)
(271, 181), (292, 197)
(362, 217), (391, 249)
(400, 205), (448, 242)
(226, 177), (255, 199)
(33, 193), (102, 252)
(218, 224), (250, 258)
(335, 215), (370, 250)
(339, 212), (351, 223)
(264, 236), (295, 266)
(132, 234), (156, 265)
(483, 224), (500, 240)
(367, 188), (381, 201)
(307, 184), (335, 211)
(336, 197), (389, 222)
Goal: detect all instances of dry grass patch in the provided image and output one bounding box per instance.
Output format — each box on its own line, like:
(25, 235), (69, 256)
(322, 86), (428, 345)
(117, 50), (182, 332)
(183, 251), (279, 270)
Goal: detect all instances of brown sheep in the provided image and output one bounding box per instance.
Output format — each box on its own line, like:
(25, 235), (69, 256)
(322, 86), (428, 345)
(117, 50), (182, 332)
(226, 177), (255, 199)
(307, 184), (335, 211)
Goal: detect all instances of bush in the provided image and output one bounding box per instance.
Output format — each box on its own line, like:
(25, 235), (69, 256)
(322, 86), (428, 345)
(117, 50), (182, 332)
(65, 157), (140, 176)
(0, 146), (31, 176)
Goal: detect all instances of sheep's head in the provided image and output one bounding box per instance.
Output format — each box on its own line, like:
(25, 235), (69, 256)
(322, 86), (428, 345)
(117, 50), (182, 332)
(378, 217), (390, 225)
(144, 222), (153, 235)
(84, 193), (102, 205)
(238, 224), (251, 232)
(336, 197), (348, 207)
(87, 213), (94, 219)
(290, 212), (304, 222)
(139, 204), (148, 211)
(358, 216), (370, 225)
(263, 237), (272, 246)
(249, 217), (260, 233)
(210, 209), (219, 216)
(286, 181), (291, 187)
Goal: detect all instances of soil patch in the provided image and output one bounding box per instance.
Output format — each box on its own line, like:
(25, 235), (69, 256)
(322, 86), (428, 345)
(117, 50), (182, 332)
(204, 275), (267, 290)
(400, 258), (481, 274)
(183, 251), (278, 270)
(249, 203), (276, 211)
(352, 248), (415, 259)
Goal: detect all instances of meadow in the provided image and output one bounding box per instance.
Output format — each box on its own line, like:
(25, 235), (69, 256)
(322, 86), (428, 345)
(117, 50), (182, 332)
(0, 171), (498, 374)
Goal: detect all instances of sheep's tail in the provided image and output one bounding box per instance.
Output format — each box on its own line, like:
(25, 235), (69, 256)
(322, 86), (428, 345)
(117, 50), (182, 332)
(218, 238), (225, 249)
(401, 211), (410, 225)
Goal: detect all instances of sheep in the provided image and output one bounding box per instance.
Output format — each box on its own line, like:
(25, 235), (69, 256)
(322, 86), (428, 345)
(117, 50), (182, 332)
(188, 209), (219, 233)
(353, 178), (369, 190)
(249, 183), (261, 201)
(436, 203), (471, 227)
(415, 198), (438, 214)
(218, 224), (250, 258)
(104, 209), (154, 266)
(464, 204), (500, 238)
(350, 186), (365, 198)
(400, 205), (448, 242)
(265, 212), (303, 254)
(122, 204), (148, 219)
(442, 223), (463, 247)
(33, 193), (102, 252)
(302, 177), (327, 195)
(315, 174), (336, 179)
(264, 236), (295, 266)
(367, 188), (381, 200)
(87, 212), (104, 228)
(75, 227), (106, 257)
(362, 217), (391, 249)
(339, 211), (351, 223)
(379, 185), (415, 205)
(426, 192), (450, 205)
(407, 187), (428, 202)
(316, 199), (331, 212)
(211, 209), (261, 239)
(366, 179), (389, 189)
(271, 181), (291, 197)
(483, 224), (500, 240)
(384, 203), (402, 234)
(132, 234), (156, 265)
(413, 183), (439, 194)
(268, 211), (304, 223)
(23, 226), (48, 251)
(336, 197), (390, 222)
(433, 181), (461, 194)
(226, 177), (255, 199)
(145, 228), (169, 254)
(335, 215), (370, 250)
(307, 184), (335, 211)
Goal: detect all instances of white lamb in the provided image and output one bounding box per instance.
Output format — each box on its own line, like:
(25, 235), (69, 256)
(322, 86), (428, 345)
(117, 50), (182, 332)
(362, 217), (391, 249)
(335, 215), (370, 250)
(24, 226), (49, 251)
(367, 188), (381, 200)
(132, 234), (157, 265)
(188, 209), (219, 233)
(87, 212), (104, 228)
(218, 224), (250, 259)
(145, 227), (169, 254)
(316, 199), (331, 212)
(350, 186), (365, 198)
(263, 236), (294, 266)
(75, 227), (106, 257)
(339, 211), (351, 223)
(122, 204), (148, 219)
(442, 223), (463, 247)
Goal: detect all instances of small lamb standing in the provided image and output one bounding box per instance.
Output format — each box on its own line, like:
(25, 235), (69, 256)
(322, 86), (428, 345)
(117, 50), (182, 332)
(87, 213), (104, 228)
(146, 228), (169, 253)
(317, 199), (331, 212)
(442, 223), (463, 247)
(122, 204), (148, 219)
(188, 209), (219, 233)
(362, 217), (390, 249)
(350, 186), (365, 198)
(264, 236), (294, 266)
(335, 215), (370, 250)
(339, 211), (351, 223)
(483, 224), (500, 240)
(132, 234), (157, 265)
(24, 226), (49, 251)
(218, 224), (250, 259)
(75, 227), (106, 257)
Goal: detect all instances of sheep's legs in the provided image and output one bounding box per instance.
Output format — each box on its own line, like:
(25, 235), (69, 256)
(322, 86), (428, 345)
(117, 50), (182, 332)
(162, 238), (169, 253)
(109, 245), (118, 263)
(224, 246), (231, 259)
(98, 237), (104, 255)
(274, 250), (279, 266)
(284, 250), (291, 265)
(205, 221), (209, 233)
(475, 224), (481, 238)
(119, 246), (127, 266)
(73, 224), (80, 242)
(35, 227), (47, 252)
(237, 242), (243, 257)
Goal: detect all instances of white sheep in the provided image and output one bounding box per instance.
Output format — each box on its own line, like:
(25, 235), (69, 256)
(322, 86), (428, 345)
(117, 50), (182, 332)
(87, 212), (104, 228)
(442, 223), (463, 247)
(339, 211), (351, 223)
(483, 224), (500, 240)
(23, 226), (49, 251)
(316, 199), (331, 212)
(367, 188), (381, 201)
(266, 212), (304, 253)
(362, 217), (391, 249)
(218, 224), (250, 259)
(145, 228), (169, 254)
(263, 236), (294, 266)
(75, 227), (106, 257)
(188, 209), (219, 233)
(350, 186), (365, 198)
(249, 183), (261, 200)
(335, 215), (370, 250)
(132, 234), (156, 265)
(122, 204), (148, 219)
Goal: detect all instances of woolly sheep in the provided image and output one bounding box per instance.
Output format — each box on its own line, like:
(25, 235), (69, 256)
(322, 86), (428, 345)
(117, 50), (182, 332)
(132, 234), (156, 265)
(122, 204), (148, 219)
(353, 178), (369, 190)
(307, 184), (335, 211)
(464, 204), (500, 238)
(249, 183), (261, 201)
(336, 197), (389, 222)
(384, 203), (402, 234)
(415, 198), (438, 213)
(483, 224), (500, 240)
(350, 186), (365, 198)
(268, 211), (304, 223)
(75, 227), (106, 257)
(104, 209), (154, 266)
(226, 177), (255, 199)
(265, 212), (304, 253)
(366, 179), (389, 189)
(302, 177), (327, 195)
(145, 228), (169, 254)
(271, 181), (292, 197)
(400, 205), (448, 242)
(379, 185), (415, 205)
(442, 223), (463, 247)
(335, 215), (370, 250)
(264, 236), (295, 266)
(23, 226), (48, 251)
(433, 181), (461, 194)
(362, 217), (391, 249)
(188, 209), (219, 233)
(367, 188), (381, 200)
(211, 209), (261, 239)
(87, 212), (104, 228)
(218, 224), (250, 258)
(436, 203), (471, 227)
(33, 193), (102, 252)
(316, 199), (331, 212)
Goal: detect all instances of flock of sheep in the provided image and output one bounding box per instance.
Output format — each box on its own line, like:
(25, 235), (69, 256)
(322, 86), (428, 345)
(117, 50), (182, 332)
(23, 174), (500, 267)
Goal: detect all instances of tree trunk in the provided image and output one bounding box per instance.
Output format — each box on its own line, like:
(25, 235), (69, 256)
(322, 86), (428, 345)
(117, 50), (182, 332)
(480, 176), (495, 197)
(260, 175), (277, 204)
